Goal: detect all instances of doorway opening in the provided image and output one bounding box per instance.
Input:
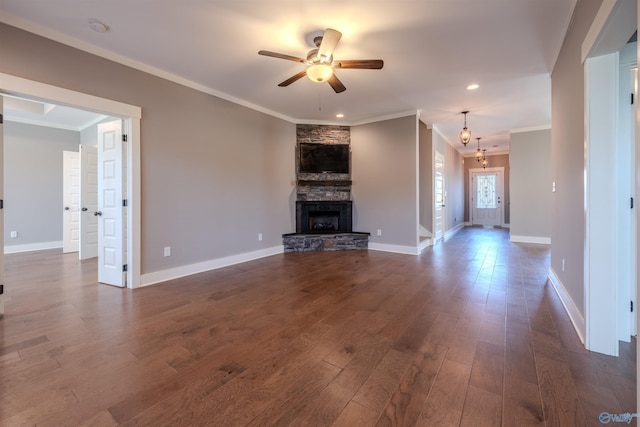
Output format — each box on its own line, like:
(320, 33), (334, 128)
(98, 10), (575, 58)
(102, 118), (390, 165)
(1, 73), (141, 289)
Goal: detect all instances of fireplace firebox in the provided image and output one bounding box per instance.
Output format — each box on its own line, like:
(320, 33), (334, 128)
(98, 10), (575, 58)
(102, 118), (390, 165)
(296, 201), (352, 234)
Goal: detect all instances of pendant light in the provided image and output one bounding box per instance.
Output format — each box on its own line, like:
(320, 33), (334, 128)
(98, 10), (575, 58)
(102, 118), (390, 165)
(459, 111), (471, 146)
(481, 149), (489, 169)
(474, 137), (483, 162)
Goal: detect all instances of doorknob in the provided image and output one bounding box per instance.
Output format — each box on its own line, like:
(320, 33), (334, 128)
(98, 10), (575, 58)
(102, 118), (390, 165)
(94, 211), (103, 216)
(64, 206), (70, 211)
(81, 207), (88, 212)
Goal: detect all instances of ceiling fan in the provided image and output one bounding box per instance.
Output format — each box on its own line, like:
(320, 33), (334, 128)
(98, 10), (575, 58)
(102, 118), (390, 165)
(258, 28), (383, 93)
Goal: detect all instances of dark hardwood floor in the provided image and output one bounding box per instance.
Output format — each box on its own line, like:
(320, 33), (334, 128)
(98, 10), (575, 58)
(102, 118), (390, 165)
(1, 227), (635, 426)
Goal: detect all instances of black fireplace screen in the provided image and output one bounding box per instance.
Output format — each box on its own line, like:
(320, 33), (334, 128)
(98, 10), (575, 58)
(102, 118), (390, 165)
(296, 201), (352, 234)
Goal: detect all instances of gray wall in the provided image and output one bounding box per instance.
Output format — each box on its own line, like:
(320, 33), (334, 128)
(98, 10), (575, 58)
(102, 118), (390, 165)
(433, 129), (465, 230)
(418, 121), (432, 233)
(4, 121), (80, 247)
(351, 115), (418, 248)
(551, 0), (603, 317)
(0, 23), (296, 274)
(510, 129), (552, 239)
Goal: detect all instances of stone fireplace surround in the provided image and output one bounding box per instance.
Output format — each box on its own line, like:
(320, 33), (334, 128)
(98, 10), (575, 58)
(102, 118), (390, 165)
(282, 125), (369, 252)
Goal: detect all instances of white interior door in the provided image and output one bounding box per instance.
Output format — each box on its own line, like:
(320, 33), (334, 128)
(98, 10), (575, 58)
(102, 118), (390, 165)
(80, 145), (98, 260)
(471, 169), (503, 227)
(62, 151), (80, 253)
(434, 151), (445, 241)
(97, 120), (124, 287)
(1, 96), (4, 317)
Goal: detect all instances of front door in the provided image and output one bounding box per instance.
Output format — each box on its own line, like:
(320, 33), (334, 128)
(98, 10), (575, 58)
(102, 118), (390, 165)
(471, 169), (503, 227)
(97, 120), (125, 287)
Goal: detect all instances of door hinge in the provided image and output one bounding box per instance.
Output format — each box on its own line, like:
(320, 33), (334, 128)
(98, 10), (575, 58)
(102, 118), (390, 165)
(123, 264), (128, 272)
(631, 301), (634, 312)
(122, 199), (128, 207)
(632, 93), (635, 105)
(0, 199), (3, 210)
(122, 134), (127, 142)
(0, 284), (3, 295)
(0, 113), (3, 124)
(631, 197), (635, 209)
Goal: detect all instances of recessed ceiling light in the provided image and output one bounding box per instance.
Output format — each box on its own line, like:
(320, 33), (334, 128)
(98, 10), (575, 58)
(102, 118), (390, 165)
(466, 84), (479, 90)
(336, 113), (344, 118)
(88, 18), (109, 33)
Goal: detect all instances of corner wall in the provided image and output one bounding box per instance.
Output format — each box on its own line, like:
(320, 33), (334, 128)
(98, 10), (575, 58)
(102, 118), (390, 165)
(550, 0), (604, 323)
(351, 115), (418, 252)
(510, 129), (552, 243)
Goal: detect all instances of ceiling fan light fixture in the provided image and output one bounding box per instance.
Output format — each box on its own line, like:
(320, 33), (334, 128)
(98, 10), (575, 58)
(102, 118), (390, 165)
(307, 64), (333, 82)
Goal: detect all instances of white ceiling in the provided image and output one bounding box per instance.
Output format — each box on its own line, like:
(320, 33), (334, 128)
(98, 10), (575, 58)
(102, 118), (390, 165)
(0, 0), (576, 155)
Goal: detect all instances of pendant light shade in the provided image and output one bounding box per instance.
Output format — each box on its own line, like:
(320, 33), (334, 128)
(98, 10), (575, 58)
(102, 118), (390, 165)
(459, 111), (471, 146)
(481, 149), (489, 169)
(475, 137), (483, 162)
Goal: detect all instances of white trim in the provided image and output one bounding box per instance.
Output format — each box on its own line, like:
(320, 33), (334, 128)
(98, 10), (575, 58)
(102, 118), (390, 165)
(509, 125), (552, 134)
(0, 74), (141, 119)
(548, 267), (586, 345)
(368, 243), (420, 256)
(550, 0), (578, 72)
(509, 235), (551, 244)
(582, 0), (637, 64)
(418, 238), (433, 252)
(1, 73), (142, 289)
(5, 241), (62, 254)
(444, 223), (465, 240)
(350, 110), (417, 127)
(141, 246), (284, 287)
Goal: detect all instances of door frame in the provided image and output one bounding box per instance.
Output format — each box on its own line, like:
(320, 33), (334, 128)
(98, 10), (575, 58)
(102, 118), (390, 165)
(0, 73), (141, 288)
(469, 167), (505, 227)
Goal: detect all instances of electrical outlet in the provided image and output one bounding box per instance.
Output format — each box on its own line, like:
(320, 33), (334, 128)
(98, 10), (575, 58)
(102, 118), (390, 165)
(258, 233), (263, 241)
(377, 229), (382, 236)
(164, 247), (171, 257)
(10, 231), (17, 238)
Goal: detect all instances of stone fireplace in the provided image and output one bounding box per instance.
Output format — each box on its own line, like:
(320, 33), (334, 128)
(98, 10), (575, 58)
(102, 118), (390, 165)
(282, 124), (369, 252)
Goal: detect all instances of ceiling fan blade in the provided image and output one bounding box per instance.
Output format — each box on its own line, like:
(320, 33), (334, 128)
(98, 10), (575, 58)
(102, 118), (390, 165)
(334, 59), (384, 69)
(327, 74), (346, 93)
(278, 70), (307, 87)
(317, 28), (342, 61)
(258, 50), (305, 63)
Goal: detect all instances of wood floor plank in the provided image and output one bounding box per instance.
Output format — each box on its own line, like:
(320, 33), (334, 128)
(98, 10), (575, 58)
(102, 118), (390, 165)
(376, 341), (448, 427)
(459, 385), (502, 427)
(1, 229), (635, 426)
(536, 354), (586, 426)
(414, 359), (472, 426)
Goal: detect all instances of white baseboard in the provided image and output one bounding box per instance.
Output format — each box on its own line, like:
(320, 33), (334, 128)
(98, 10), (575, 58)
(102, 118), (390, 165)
(418, 238), (433, 252)
(445, 223), (465, 239)
(510, 235), (551, 244)
(141, 245), (284, 287)
(368, 242), (420, 255)
(548, 267), (586, 344)
(5, 241), (63, 254)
